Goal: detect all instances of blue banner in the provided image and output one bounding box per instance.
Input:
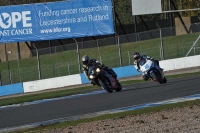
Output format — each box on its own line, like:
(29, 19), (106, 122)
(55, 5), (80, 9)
(0, 0), (114, 43)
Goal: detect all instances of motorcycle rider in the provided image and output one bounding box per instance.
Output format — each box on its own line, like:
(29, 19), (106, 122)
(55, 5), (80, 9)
(82, 55), (117, 85)
(133, 52), (162, 81)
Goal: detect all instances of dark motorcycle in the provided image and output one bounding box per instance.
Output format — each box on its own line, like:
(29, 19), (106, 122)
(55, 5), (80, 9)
(88, 65), (122, 93)
(137, 58), (167, 84)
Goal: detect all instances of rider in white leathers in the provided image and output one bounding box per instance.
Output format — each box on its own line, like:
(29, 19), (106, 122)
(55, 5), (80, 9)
(133, 52), (162, 81)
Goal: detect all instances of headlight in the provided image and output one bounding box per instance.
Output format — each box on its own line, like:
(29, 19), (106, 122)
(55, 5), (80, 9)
(96, 68), (100, 72)
(89, 75), (94, 79)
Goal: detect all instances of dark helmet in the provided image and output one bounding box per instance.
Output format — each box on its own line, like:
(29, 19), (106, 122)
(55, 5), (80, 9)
(82, 55), (90, 65)
(133, 52), (141, 60)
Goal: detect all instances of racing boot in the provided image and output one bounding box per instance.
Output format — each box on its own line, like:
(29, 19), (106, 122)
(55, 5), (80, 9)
(142, 74), (149, 81)
(90, 80), (96, 86)
(116, 79), (120, 86)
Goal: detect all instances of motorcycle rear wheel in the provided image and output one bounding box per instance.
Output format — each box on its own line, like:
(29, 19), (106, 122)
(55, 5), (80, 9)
(151, 71), (163, 84)
(99, 79), (113, 93)
(115, 81), (122, 92)
(163, 77), (167, 83)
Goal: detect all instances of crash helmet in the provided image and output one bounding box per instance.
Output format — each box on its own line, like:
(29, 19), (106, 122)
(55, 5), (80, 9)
(133, 52), (141, 60)
(82, 55), (90, 65)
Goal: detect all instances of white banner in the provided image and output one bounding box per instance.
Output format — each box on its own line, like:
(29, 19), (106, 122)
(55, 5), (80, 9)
(132, 0), (162, 15)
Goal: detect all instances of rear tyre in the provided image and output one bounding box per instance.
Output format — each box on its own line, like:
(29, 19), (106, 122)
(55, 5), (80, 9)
(151, 71), (163, 84)
(99, 79), (113, 93)
(163, 77), (167, 83)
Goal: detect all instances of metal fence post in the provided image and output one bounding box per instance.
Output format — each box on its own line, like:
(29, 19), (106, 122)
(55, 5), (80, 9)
(74, 38), (81, 73)
(177, 43), (179, 58)
(53, 64), (55, 77)
(156, 22), (165, 60)
(128, 51), (131, 65)
(99, 56), (102, 63)
(67, 62), (70, 75)
(133, 16), (138, 41)
(96, 40), (101, 62)
(58, 64), (60, 76)
(5, 44), (12, 84)
(115, 33), (122, 66)
(33, 44), (41, 79)
(9, 70), (12, 84)
(17, 59), (21, 82)
(0, 70), (2, 86)
(7, 58), (12, 84)
(6, 59), (12, 84)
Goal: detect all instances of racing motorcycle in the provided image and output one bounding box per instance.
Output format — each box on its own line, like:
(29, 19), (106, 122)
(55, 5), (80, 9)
(137, 58), (167, 84)
(88, 64), (122, 93)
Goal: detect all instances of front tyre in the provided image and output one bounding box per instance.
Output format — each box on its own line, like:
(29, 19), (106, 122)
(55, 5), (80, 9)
(99, 79), (113, 93)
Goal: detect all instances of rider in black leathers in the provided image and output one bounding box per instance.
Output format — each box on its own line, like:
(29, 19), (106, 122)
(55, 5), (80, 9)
(82, 55), (117, 85)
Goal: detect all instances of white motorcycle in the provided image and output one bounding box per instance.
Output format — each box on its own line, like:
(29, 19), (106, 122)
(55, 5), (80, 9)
(136, 58), (167, 84)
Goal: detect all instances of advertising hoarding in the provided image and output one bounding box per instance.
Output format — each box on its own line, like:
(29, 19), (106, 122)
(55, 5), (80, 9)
(0, 0), (114, 43)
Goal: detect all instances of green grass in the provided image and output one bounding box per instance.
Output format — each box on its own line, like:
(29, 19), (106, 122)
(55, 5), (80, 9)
(0, 32), (200, 85)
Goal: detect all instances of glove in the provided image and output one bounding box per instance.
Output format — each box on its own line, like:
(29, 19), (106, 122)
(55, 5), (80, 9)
(82, 68), (85, 71)
(150, 57), (154, 60)
(147, 57), (154, 60)
(137, 69), (141, 72)
(101, 64), (105, 67)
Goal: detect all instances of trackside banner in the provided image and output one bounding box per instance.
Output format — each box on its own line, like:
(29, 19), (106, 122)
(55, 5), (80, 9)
(0, 0), (114, 43)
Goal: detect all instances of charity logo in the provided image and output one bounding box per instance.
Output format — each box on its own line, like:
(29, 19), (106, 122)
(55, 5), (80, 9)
(0, 11), (32, 29)
(0, 13), (11, 29)
(145, 64), (149, 69)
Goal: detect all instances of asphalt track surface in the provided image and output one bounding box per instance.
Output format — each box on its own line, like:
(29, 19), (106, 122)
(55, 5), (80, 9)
(0, 75), (200, 130)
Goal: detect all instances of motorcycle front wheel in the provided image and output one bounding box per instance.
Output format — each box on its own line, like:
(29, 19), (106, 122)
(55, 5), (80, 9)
(99, 79), (113, 93)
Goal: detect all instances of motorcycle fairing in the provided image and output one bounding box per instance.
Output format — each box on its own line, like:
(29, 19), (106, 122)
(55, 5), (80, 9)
(139, 58), (162, 80)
